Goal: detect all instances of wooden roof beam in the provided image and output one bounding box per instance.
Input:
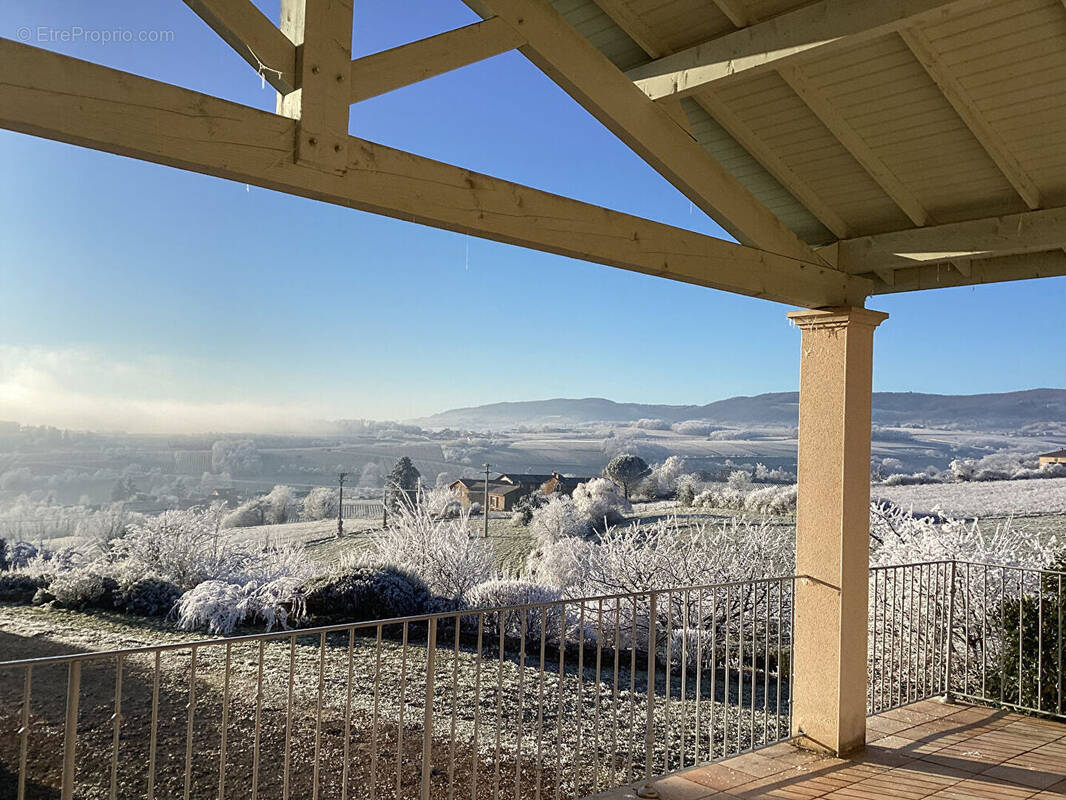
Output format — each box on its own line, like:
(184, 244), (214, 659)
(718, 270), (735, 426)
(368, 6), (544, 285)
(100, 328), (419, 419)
(0, 38), (870, 308)
(899, 27), (1041, 210)
(465, 0), (829, 264)
(873, 250), (1066, 294)
(780, 65), (929, 227)
(833, 206), (1066, 272)
(626, 0), (984, 101)
(182, 0), (298, 94)
(349, 18), (525, 104)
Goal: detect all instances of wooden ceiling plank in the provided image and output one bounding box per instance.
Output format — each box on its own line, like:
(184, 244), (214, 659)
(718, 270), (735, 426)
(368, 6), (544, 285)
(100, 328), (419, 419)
(466, 0), (829, 264)
(833, 206), (1066, 272)
(899, 26), (1042, 209)
(589, 0), (667, 58)
(873, 249), (1066, 293)
(182, 0), (298, 94)
(625, 0), (987, 100)
(695, 93), (851, 238)
(0, 38), (869, 308)
(349, 18), (524, 104)
(779, 64), (930, 226)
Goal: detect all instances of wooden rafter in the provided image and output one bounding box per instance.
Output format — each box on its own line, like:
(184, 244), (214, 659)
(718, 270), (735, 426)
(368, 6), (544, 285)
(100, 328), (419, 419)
(834, 206), (1066, 273)
(779, 64), (929, 227)
(182, 0), (298, 93)
(0, 38), (869, 308)
(625, 0), (982, 101)
(466, 0), (828, 264)
(874, 250), (1066, 294)
(349, 18), (524, 105)
(711, 0), (750, 28)
(694, 94), (850, 239)
(899, 27), (1041, 210)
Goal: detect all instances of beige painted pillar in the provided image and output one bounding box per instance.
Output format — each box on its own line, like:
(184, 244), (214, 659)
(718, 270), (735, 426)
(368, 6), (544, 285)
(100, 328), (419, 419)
(787, 306), (888, 757)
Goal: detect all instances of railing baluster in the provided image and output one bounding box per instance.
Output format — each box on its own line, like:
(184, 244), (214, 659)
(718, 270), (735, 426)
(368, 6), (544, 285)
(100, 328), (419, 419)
(371, 625), (383, 798)
(474, 613), (484, 800)
(60, 661), (81, 800)
(110, 654), (123, 800)
(251, 641), (264, 800)
(184, 646), (198, 800)
(283, 637), (295, 800)
(536, 607), (547, 800)
(399, 622), (409, 800)
(449, 618), (461, 800)
(313, 631), (326, 800)
(341, 629), (355, 800)
(219, 642), (231, 800)
(17, 665), (31, 800)
(422, 617), (437, 800)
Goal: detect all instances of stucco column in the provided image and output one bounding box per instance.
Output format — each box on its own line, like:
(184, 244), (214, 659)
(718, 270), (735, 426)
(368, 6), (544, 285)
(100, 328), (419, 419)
(787, 306), (888, 757)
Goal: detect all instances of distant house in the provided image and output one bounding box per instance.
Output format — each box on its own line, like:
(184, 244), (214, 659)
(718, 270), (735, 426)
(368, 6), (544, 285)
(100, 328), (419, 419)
(450, 477), (530, 511)
(1038, 449), (1066, 466)
(449, 471), (595, 511)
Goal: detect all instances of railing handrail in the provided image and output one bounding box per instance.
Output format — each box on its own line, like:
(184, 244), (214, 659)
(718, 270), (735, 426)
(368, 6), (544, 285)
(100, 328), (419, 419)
(0, 573), (801, 669)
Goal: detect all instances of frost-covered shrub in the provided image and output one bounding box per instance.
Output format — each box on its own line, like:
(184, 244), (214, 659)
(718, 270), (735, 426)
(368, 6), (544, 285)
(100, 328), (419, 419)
(586, 516), (793, 596)
(370, 503), (492, 601)
(869, 501), (1057, 567)
(174, 577), (304, 635)
(525, 535), (594, 590)
(8, 541), (38, 569)
(465, 579), (563, 641)
(0, 573), (46, 603)
(120, 577), (182, 617)
(425, 486), (462, 519)
(634, 418), (669, 430)
(676, 478), (697, 508)
(573, 478), (631, 529)
(529, 495), (589, 546)
(113, 503), (314, 591)
(50, 568), (120, 610)
(693, 482), (796, 515)
(743, 484), (797, 515)
(302, 487), (338, 521)
(302, 564), (429, 623)
(727, 470), (753, 492)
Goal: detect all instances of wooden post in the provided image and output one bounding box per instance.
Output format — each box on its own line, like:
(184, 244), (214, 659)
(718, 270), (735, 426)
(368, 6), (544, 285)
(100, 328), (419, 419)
(788, 306), (887, 756)
(278, 0), (353, 173)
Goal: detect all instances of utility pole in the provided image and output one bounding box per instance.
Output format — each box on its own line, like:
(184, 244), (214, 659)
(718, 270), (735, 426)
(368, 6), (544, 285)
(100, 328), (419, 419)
(482, 463), (492, 539)
(337, 472), (348, 539)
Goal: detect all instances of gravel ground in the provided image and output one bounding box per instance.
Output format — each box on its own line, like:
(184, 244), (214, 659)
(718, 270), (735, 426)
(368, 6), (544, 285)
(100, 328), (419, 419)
(0, 606), (787, 800)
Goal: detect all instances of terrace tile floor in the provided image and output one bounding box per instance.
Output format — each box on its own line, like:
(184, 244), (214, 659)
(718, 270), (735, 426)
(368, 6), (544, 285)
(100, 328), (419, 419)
(589, 700), (1066, 800)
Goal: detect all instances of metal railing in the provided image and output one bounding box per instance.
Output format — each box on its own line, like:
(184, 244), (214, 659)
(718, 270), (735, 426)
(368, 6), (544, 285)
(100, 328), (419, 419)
(0, 576), (796, 800)
(868, 560), (1066, 719)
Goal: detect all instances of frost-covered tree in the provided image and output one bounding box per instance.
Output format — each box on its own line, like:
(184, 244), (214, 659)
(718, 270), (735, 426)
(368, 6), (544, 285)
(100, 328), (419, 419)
(387, 457), (421, 510)
(529, 494), (589, 546)
(573, 477), (631, 528)
(210, 439), (262, 475)
(368, 501), (492, 601)
(640, 455), (687, 499)
(603, 454), (650, 499)
(302, 487), (338, 521)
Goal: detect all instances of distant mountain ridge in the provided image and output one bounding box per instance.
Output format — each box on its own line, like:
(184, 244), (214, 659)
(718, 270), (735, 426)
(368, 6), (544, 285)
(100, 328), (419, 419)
(414, 389), (1066, 431)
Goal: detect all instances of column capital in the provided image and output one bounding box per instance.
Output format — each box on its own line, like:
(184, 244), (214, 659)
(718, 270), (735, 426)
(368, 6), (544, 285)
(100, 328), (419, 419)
(787, 306), (888, 331)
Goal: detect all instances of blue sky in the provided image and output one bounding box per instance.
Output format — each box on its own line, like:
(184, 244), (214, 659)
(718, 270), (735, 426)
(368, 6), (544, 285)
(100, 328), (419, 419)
(1, 0), (1064, 432)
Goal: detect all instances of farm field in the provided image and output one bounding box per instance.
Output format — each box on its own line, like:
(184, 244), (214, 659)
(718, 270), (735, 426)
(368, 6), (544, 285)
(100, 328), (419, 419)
(874, 476), (1066, 517)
